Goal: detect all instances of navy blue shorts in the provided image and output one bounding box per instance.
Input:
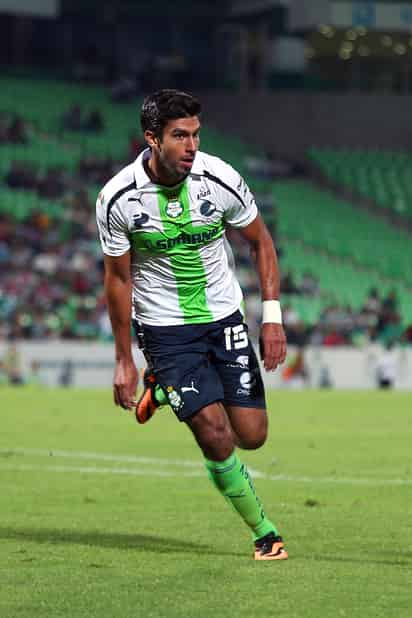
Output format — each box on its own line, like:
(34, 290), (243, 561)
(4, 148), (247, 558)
(134, 311), (266, 421)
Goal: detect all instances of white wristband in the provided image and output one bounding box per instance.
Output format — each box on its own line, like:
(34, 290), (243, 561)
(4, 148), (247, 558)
(262, 300), (282, 324)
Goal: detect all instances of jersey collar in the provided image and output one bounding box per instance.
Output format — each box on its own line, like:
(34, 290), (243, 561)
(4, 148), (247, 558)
(133, 148), (153, 189)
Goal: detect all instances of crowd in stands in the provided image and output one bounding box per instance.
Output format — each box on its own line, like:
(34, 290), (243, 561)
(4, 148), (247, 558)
(0, 113), (29, 144)
(0, 105), (411, 348)
(61, 104), (105, 133)
(6, 156), (118, 198)
(6, 161), (68, 199)
(226, 228), (412, 346)
(282, 287), (409, 347)
(0, 205), (107, 341)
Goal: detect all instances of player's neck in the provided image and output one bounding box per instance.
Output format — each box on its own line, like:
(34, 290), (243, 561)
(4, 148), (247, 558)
(145, 153), (185, 187)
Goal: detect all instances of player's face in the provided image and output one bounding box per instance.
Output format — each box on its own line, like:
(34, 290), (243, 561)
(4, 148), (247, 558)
(147, 116), (200, 183)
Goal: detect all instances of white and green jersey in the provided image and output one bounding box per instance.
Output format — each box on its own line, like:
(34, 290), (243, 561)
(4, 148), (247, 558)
(96, 149), (258, 326)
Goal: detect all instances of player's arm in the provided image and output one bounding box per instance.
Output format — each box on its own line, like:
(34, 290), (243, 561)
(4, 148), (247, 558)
(237, 213), (287, 371)
(104, 251), (138, 409)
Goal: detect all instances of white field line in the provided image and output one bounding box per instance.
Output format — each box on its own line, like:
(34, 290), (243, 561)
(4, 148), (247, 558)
(0, 463), (202, 478)
(0, 448), (411, 486)
(0, 447), (203, 468)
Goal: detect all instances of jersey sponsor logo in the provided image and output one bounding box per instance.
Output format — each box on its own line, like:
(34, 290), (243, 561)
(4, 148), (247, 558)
(239, 371), (256, 391)
(236, 355), (249, 368)
(199, 200), (216, 217)
(142, 224), (222, 251)
(236, 388), (251, 396)
(132, 213), (149, 228)
(166, 200), (183, 218)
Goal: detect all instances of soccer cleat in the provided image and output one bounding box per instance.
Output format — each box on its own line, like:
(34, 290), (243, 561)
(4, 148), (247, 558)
(135, 370), (159, 424)
(254, 532), (288, 561)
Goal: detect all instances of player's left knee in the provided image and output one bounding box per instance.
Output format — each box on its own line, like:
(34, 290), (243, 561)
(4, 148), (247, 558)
(237, 420), (268, 450)
(240, 431), (267, 450)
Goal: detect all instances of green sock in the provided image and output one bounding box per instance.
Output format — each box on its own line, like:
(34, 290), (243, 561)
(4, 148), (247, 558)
(205, 452), (279, 541)
(154, 384), (167, 406)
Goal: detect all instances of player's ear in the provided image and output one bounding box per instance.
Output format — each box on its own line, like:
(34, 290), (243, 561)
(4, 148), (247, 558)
(144, 130), (161, 149)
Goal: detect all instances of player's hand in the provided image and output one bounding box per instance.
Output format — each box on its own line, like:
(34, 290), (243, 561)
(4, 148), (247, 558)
(259, 323), (287, 372)
(113, 358), (139, 410)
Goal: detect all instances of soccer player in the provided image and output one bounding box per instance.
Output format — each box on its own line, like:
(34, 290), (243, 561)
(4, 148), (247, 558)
(96, 90), (288, 560)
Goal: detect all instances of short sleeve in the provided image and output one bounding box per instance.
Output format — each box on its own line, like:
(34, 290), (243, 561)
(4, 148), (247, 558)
(96, 193), (131, 256)
(222, 167), (258, 229)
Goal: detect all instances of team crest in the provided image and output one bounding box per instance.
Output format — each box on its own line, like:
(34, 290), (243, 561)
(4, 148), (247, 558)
(166, 386), (183, 411)
(166, 200), (183, 218)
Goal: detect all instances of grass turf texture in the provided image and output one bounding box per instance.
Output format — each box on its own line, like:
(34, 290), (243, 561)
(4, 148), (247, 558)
(1, 388), (411, 618)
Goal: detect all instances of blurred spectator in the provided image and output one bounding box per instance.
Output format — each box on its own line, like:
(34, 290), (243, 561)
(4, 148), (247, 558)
(286, 322), (309, 346)
(244, 152), (303, 179)
(281, 271), (299, 295)
(376, 311), (403, 345)
(79, 154), (114, 185)
(0, 360), (8, 385)
(300, 271), (319, 296)
(59, 359), (74, 387)
(323, 329), (347, 346)
(0, 112), (10, 143)
(8, 115), (29, 144)
(283, 304), (300, 328)
(281, 348), (308, 388)
(375, 342), (397, 389)
(84, 109), (104, 132)
(38, 167), (66, 199)
(382, 289), (398, 312)
(403, 324), (412, 344)
(364, 287), (381, 313)
(319, 365), (333, 389)
(110, 76), (138, 103)
(62, 104), (83, 131)
(26, 360), (43, 385)
(282, 306), (309, 345)
(6, 161), (38, 190)
(3, 344), (24, 384)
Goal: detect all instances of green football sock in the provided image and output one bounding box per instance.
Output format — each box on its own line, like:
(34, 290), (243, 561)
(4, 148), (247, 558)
(205, 452), (279, 541)
(154, 384), (167, 406)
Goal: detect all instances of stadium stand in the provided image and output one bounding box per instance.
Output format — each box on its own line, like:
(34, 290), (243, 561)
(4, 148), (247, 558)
(0, 76), (411, 346)
(308, 147), (412, 220)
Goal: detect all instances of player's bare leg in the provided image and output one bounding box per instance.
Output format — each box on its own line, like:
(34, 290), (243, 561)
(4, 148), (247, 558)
(185, 402), (234, 460)
(224, 405), (268, 450)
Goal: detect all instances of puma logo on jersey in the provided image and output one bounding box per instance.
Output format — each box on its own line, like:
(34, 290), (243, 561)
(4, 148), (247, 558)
(132, 213), (149, 228)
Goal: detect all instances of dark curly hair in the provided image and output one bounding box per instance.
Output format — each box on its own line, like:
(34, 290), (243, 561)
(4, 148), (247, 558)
(140, 89), (201, 138)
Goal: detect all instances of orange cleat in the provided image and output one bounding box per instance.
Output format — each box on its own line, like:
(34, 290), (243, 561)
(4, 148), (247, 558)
(135, 370), (159, 424)
(254, 533), (288, 561)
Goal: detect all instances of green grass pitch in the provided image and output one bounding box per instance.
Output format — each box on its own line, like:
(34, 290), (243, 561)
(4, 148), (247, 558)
(1, 387), (411, 618)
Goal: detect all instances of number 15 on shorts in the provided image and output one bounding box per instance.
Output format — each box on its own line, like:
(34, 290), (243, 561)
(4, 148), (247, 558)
(224, 324), (248, 350)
